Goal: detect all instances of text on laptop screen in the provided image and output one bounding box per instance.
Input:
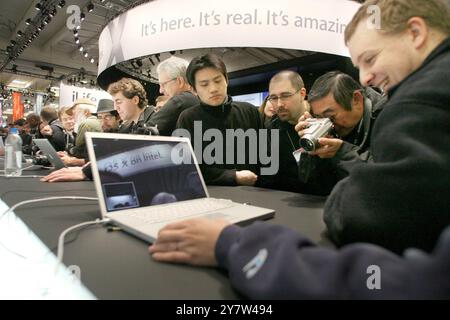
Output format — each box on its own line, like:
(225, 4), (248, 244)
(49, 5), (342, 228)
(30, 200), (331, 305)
(91, 138), (207, 212)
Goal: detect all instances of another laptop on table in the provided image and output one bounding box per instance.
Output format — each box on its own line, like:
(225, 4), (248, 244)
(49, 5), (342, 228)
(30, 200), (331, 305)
(33, 139), (67, 170)
(85, 132), (275, 243)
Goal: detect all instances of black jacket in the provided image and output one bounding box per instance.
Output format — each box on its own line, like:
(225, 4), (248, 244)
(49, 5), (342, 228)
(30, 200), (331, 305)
(257, 116), (337, 195)
(118, 106), (157, 134)
(46, 119), (66, 152)
(148, 91), (199, 136)
(324, 37), (450, 253)
(176, 96), (262, 185)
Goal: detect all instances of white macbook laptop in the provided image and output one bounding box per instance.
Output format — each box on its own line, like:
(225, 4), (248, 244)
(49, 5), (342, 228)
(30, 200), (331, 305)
(33, 139), (67, 170)
(85, 132), (275, 243)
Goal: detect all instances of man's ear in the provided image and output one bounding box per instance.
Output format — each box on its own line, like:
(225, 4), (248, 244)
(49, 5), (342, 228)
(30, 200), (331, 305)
(132, 95), (140, 106)
(406, 17), (428, 49)
(300, 87), (307, 99)
(352, 90), (364, 111)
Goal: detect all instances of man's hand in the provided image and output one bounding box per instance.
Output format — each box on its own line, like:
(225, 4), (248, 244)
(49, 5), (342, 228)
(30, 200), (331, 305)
(310, 137), (343, 158)
(235, 170), (258, 186)
(40, 167), (87, 182)
(295, 111), (313, 137)
(59, 153), (86, 166)
(149, 218), (231, 266)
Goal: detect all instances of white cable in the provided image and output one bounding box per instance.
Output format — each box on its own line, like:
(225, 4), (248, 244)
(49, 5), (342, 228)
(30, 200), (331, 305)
(55, 218), (110, 272)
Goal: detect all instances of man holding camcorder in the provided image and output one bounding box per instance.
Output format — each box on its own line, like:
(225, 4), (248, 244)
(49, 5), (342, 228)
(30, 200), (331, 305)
(296, 71), (385, 184)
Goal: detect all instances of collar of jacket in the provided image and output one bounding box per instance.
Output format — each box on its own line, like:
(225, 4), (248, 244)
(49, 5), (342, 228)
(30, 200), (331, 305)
(388, 36), (450, 98)
(137, 106), (155, 124)
(199, 95), (233, 116)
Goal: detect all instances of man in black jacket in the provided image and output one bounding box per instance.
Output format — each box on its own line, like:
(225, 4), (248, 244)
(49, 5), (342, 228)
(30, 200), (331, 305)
(295, 72), (386, 191)
(149, 0), (450, 299)
(256, 70), (334, 194)
(147, 56), (199, 136)
(39, 106), (65, 151)
(176, 53), (263, 186)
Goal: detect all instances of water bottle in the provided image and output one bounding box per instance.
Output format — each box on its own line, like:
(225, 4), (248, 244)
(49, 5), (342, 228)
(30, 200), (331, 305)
(4, 128), (23, 177)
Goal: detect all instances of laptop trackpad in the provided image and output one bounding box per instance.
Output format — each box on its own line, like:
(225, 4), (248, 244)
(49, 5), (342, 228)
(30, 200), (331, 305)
(203, 212), (230, 220)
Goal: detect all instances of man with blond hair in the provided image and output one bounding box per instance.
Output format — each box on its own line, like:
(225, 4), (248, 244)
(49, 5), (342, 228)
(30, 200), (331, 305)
(148, 0), (450, 299)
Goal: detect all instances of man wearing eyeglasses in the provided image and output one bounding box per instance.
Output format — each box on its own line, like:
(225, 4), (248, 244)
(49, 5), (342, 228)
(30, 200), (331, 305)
(258, 70), (331, 195)
(146, 56), (199, 136)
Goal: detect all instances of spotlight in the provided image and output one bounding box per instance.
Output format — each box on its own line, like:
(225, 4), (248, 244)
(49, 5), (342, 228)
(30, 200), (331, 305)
(136, 59), (143, 67)
(35, 3), (42, 11)
(49, 8), (57, 18)
(73, 29), (78, 36)
(10, 40), (16, 45)
(57, 0), (66, 8)
(75, 37), (80, 44)
(90, 58), (95, 63)
(169, 51), (176, 55)
(25, 18), (32, 25)
(76, 24), (81, 30)
(87, 2), (94, 12)
(38, 23), (44, 31)
(83, 52), (88, 57)
(79, 46), (84, 52)
(80, 13), (85, 21)
(17, 30), (23, 37)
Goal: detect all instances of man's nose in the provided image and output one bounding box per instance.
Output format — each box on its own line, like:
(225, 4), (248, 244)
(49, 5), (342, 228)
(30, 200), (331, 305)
(360, 68), (373, 87)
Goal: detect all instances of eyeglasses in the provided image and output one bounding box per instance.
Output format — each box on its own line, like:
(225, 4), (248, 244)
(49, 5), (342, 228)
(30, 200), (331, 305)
(159, 78), (177, 88)
(267, 89), (300, 103)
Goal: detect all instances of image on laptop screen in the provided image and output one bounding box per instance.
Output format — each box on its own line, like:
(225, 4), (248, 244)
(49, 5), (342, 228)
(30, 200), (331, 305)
(91, 138), (208, 213)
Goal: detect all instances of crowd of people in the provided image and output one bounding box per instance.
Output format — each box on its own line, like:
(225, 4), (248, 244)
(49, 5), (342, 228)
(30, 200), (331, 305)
(1, 0), (449, 300)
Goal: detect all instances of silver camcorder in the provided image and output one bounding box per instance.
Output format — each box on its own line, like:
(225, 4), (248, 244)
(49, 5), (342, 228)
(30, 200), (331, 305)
(299, 118), (333, 152)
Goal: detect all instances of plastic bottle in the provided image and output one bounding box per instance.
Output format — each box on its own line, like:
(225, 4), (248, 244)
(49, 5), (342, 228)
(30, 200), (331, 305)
(4, 128), (22, 177)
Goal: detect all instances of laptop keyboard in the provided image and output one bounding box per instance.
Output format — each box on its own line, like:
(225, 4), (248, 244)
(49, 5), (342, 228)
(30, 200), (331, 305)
(126, 198), (235, 224)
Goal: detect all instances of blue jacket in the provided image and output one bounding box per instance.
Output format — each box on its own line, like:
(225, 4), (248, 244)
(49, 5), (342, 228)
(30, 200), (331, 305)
(216, 222), (450, 299)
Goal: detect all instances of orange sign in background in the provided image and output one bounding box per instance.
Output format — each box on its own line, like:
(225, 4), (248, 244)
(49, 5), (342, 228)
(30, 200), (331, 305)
(12, 92), (24, 122)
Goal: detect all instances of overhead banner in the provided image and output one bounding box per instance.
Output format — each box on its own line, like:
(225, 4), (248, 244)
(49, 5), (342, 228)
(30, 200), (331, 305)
(12, 92), (24, 122)
(98, 0), (360, 74)
(59, 83), (112, 109)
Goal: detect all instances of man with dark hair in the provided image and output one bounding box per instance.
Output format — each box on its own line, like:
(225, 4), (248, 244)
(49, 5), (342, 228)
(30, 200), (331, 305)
(95, 99), (121, 133)
(148, 0), (450, 299)
(176, 53), (262, 186)
(296, 71), (385, 186)
(108, 77), (155, 133)
(146, 56), (199, 136)
(257, 70), (331, 194)
(39, 106), (65, 151)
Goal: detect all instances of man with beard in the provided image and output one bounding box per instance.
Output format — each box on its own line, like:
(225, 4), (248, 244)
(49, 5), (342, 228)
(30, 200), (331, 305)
(64, 98), (101, 165)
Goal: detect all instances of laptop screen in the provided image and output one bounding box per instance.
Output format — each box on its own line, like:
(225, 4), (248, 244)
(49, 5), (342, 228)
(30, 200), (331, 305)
(91, 137), (208, 212)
